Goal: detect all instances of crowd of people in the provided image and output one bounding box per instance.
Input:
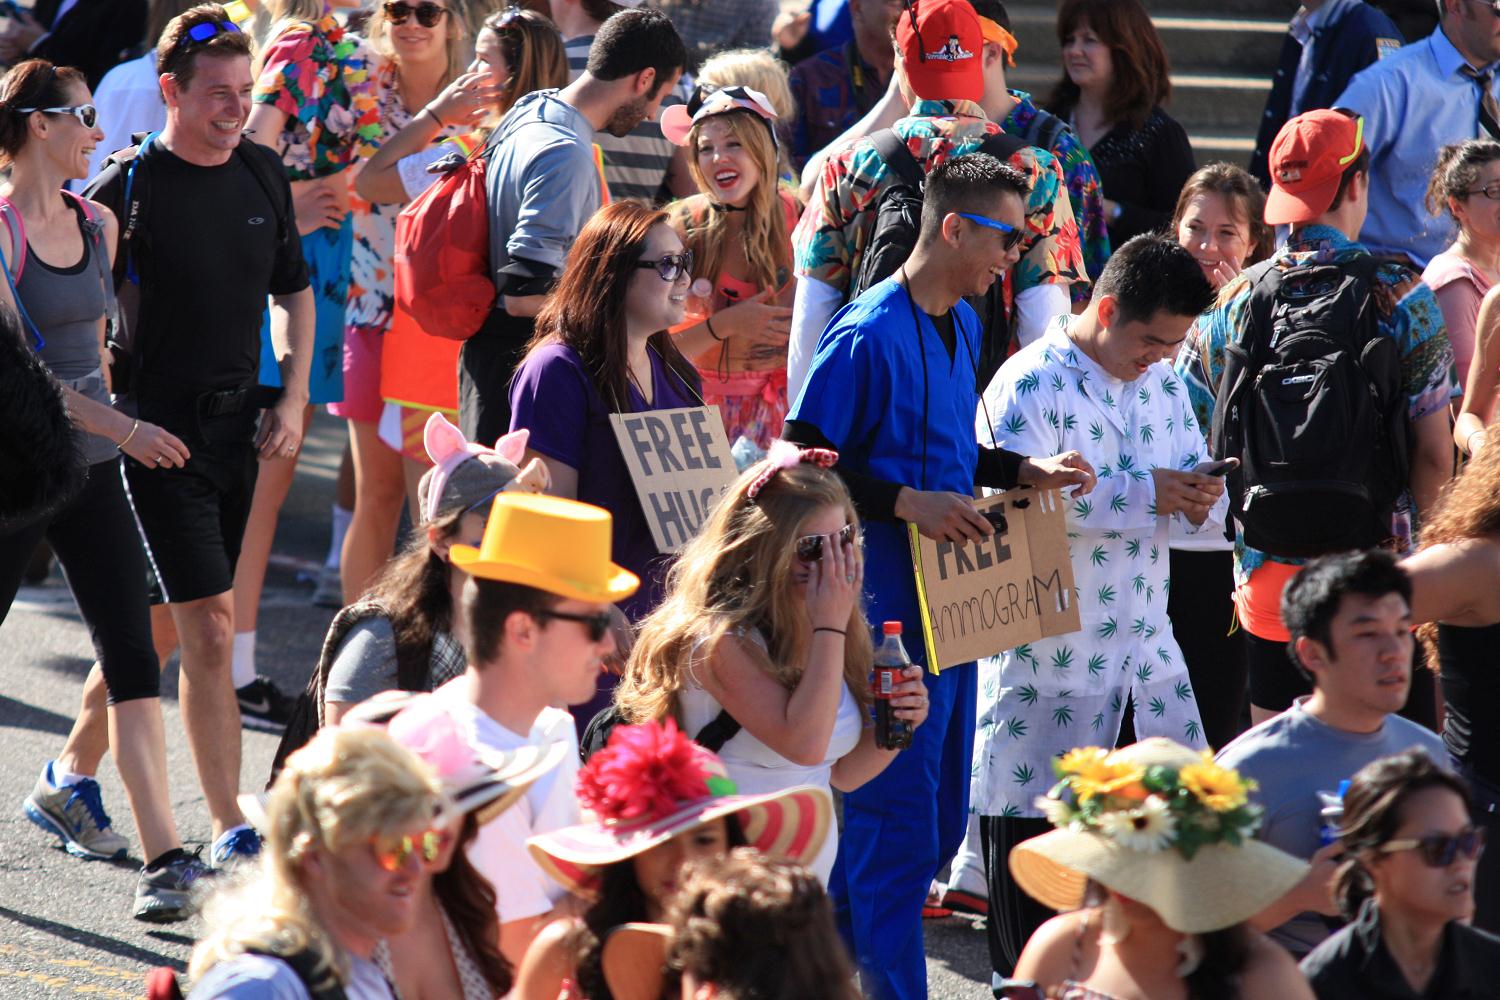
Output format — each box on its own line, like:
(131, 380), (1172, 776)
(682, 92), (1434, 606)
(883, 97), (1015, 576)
(8, 0), (1500, 997)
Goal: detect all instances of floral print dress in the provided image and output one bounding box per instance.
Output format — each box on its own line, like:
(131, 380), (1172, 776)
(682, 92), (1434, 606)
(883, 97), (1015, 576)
(969, 318), (1222, 819)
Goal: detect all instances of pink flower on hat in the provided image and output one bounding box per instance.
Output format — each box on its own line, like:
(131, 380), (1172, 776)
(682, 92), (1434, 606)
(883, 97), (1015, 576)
(386, 697), (476, 783)
(576, 720), (716, 825)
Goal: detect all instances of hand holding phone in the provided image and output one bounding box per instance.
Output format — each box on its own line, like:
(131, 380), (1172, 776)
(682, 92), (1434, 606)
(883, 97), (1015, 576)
(1194, 458), (1240, 478)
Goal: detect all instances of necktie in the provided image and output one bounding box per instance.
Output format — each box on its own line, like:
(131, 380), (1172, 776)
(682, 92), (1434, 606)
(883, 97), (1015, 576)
(1461, 65), (1500, 141)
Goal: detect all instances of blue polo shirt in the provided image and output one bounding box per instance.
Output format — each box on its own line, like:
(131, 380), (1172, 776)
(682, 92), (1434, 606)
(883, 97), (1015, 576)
(1337, 26), (1500, 266)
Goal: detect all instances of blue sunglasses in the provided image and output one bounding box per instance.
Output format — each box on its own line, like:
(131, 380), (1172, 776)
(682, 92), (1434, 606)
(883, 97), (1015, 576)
(957, 211), (1026, 251)
(178, 19), (242, 49)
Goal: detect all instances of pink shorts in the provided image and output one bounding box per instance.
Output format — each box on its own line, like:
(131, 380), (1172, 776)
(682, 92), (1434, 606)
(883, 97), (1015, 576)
(327, 325), (384, 423)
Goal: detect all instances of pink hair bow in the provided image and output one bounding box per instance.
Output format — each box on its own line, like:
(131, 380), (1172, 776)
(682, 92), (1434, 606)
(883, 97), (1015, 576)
(745, 440), (839, 500)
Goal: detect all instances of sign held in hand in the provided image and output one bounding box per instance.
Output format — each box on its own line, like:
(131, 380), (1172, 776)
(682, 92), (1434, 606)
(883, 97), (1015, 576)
(611, 407), (738, 553)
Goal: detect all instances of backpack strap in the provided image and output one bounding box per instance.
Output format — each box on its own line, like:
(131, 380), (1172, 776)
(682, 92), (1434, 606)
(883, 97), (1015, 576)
(243, 947), (348, 1000)
(978, 129), (1028, 164)
(0, 196), (26, 285)
(1018, 107), (1068, 154)
(120, 130), (159, 285)
(0, 203), (44, 350)
(234, 139), (293, 245)
(62, 190), (123, 349)
(693, 709), (741, 753)
(871, 128), (925, 190)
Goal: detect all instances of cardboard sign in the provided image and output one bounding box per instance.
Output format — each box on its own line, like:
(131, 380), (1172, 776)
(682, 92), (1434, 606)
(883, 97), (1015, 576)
(908, 488), (1081, 673)
(610, 406), (738, 553)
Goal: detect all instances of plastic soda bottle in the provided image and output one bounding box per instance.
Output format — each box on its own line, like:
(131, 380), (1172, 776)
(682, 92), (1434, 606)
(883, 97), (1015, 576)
(873, 621), (914, 750)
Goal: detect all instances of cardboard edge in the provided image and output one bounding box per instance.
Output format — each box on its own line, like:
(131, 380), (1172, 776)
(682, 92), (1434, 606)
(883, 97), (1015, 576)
(907, 521), (942, 676)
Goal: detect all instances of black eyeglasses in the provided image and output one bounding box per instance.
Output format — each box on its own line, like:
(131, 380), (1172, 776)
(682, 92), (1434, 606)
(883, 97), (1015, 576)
(1379, 826), (1486, 867)
(177, 18), (242, 49)
(536, 609), (613, 642)
(795, 523), (856, 564)
(1465, 0), (1500, 17)
(1464, 182), (1500, 201)
(385, 1), (449, 27)
(636, 250), (693, 282)
(13, 104), (96, 129)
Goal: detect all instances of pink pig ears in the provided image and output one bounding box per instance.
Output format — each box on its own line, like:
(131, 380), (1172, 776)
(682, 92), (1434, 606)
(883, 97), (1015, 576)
(493, 428), (529, 466)
(424, 411), (473, 466)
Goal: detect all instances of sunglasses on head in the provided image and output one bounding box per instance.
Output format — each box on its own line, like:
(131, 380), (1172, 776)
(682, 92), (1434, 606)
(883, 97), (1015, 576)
(385, 1), (449, 27)
(537, 609), (614, 642)
(957, 211), (1026, 251)
(371, 828), (450, 872)
(636, 250), (693, 282)
(1379, 826), (1486, 868)
(795, 523), (856, 564)
(178, 18), (242, 49)
(13, 103), (97, 129)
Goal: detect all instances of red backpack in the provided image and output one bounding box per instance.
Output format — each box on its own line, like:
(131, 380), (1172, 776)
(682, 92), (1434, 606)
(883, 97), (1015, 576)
(393, 135), (494, 342)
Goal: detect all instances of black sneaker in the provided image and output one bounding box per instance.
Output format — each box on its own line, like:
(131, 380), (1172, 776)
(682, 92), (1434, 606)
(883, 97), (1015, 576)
(236, 675), (294, 732)
(134, 849), (213, 923)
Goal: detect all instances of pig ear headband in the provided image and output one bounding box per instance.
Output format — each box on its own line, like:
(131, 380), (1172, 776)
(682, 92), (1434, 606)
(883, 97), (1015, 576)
(745, 440), (838, 501)
(422, 412), (528, 520)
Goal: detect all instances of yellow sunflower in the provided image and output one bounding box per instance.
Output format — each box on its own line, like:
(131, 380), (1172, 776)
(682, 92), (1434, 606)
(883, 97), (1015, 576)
(1179, 751), (1254, 812)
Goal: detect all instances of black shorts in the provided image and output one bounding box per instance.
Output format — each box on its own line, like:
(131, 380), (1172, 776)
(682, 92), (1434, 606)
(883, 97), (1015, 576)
(1245, 630), (1311, 712)
(458, 306), (535, 444)
(123, 437), (258, 605)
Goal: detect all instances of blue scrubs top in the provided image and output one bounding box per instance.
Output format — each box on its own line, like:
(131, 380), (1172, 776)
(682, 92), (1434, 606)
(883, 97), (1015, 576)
(788, 278), (982, 664)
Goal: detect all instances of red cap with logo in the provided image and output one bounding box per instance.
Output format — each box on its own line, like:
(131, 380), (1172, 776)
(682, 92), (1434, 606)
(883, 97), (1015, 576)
(896, 0), (985, 105)
(1263, 109), (1366, 226)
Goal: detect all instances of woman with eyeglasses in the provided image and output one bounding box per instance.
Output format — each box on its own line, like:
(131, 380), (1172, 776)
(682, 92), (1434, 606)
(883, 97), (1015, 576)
(0, 58), (208, 924)
(1300, 749), (1500, 997)
(1423, 140), (1500, 395)
(612, 444), (929, 883)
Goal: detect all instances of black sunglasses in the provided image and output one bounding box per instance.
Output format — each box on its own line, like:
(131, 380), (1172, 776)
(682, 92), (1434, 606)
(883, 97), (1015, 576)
(385, 1), (449, 27)
(636, 250), (693, 282)
(14, 103), (96, 129)
(1379, 826), (1486, 868)
(795, 523), (856, 564)
(177, 18), (242, 49)
(537, 609), (613, 642)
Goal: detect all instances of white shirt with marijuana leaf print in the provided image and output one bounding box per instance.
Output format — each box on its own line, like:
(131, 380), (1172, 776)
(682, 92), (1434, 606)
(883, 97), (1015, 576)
(969, 317), (1225, 818)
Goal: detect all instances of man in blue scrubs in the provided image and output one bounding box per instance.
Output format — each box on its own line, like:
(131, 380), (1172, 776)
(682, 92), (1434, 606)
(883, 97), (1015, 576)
(783, 153), (1095, 1000)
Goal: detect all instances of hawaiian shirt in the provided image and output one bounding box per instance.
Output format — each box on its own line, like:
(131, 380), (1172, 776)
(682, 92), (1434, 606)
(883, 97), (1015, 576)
(787, 41), (885, 171)
(970, 317), (1220, 818)
(253, 7), (379, 180)
(793, 98), (1086, 302)
(1176, 224), (1460, 586)
(1001, 90), (1110, 306)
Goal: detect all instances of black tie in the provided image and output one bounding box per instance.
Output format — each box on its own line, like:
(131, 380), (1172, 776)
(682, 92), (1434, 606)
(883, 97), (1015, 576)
(1462, 65), (1500, 141)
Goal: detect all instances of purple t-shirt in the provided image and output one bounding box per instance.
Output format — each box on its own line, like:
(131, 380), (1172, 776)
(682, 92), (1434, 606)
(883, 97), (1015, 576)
(509, 341), (701, 622)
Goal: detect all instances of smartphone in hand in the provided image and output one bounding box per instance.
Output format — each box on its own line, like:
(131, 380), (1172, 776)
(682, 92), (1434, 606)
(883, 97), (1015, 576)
(1194, 458), (1240, 477)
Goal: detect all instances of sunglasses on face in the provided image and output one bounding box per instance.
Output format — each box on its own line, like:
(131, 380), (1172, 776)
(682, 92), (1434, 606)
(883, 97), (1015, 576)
(957, 211), (1026, 251)
(537, 609), (614, 642)
(795, 523), (856, 564)
(636, 250), (694, 282)
(372, 828), (449, 872)
(1379, 826), (1486, 868)
(15, 104), (96, 129)
(385, 1), (449, 27)
(178, 18), (242, 49)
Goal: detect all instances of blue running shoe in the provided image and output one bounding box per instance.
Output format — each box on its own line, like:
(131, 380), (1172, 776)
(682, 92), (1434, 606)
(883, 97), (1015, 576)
(211, 825), (262, 869)
(22, 761), (128, 860)
(135, 848), (214, 923)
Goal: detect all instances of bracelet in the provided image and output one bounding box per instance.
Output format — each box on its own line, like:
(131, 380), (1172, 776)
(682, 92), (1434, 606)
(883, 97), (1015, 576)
(117, 419), (139, 451)
(812, 626), (846, 636)
(706, 315), (725, 342)
(1467, 428), (1486, 456)
(425, 106), (447, 129)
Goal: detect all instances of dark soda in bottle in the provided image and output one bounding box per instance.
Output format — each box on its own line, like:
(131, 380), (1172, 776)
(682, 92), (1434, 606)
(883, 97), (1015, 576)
(873, 621), (914, 750)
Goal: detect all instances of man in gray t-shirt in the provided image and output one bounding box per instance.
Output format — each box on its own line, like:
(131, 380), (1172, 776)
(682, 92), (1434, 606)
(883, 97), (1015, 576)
(1216, 549), (1446, 957)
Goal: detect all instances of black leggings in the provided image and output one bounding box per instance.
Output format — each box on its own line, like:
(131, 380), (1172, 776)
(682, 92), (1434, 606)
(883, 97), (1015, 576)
(1167, 548), (1247, 750)
(0, 458), (159, 703)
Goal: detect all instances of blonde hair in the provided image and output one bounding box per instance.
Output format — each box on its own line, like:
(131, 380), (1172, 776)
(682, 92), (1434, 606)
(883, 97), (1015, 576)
(669, 109), (791, 300)
(189, 728), (446, 985)
(365, 0), (470, 86)
(696, 48), (796, 180)
(616, 462), (873, 725)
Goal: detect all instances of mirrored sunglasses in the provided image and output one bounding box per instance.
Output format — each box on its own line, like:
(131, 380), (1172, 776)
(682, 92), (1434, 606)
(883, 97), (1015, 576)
(372, 828), (450, 872)
(1379, 826), (1486, 868)
(14, 104), (96, 129)
(636, 250), (693, 282)
(179, 18), (242, 48)
(384, 1), (449, 27)
(795, 523), (856, 564)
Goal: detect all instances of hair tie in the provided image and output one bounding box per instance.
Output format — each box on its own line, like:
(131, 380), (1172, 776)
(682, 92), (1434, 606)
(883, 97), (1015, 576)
(745, 440), (838, 500)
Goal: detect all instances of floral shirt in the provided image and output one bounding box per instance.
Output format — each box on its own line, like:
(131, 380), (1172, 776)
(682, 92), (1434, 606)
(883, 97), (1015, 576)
(1176, 225), (1460, 586)
(970, 318), (1219, 818)
(253, 8), (379, 180)
(793, 98), (1086, 303)
(1000, 90), (1110, 307)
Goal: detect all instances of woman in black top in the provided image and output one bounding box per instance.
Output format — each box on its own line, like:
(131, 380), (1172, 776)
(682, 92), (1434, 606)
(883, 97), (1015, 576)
(1300, 750), (1500, 999)
(1045, 0), (1195, 249)
(1405, 442), (1500, 933)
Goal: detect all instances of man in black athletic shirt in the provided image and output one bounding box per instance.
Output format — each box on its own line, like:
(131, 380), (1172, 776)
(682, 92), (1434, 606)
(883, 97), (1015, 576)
(84, 3), (313, 867)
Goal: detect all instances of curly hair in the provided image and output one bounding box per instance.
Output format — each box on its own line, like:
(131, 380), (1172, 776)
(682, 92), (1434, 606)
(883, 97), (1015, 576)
(1413, 441), (1500, 661)
(614, 460), (874, 726)
(1424, 139), (1500, 221)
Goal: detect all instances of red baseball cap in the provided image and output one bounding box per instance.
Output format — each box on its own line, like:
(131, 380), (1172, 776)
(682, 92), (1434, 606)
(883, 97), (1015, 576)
(1264, 109), (1366, 226)
(896, 0), (985, 105)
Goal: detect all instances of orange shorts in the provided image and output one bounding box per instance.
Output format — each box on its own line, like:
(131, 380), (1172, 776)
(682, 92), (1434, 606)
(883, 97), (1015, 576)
(1233, 561), (1302, 644)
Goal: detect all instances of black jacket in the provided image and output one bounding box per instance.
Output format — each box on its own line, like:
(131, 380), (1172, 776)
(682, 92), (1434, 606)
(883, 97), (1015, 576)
(27, 0), (147, 89)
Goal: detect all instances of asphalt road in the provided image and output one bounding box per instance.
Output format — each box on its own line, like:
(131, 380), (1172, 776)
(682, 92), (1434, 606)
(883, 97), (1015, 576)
(0, 410), (992, 999)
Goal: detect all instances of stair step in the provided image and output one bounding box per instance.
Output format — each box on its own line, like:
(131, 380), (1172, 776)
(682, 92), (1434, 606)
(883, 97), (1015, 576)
(1010, 66), (1270, 133)
(1008, 6), (1287, 77)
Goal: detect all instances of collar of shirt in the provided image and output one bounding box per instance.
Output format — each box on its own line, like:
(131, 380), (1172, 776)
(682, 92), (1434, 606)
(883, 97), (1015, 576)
(910, 98), (988, 122)
(1432, 23), (1500, 80)
(1292, 0), (1355, 44)
(1042, 315), (1123, 387)
(1349, 899), (1489, 997)
(1002, 89), (1037, 131)
(1286, 223), (1356, 262)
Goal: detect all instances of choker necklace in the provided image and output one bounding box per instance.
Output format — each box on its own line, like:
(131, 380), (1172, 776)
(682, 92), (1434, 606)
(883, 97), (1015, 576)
(711, 201), (748, 213)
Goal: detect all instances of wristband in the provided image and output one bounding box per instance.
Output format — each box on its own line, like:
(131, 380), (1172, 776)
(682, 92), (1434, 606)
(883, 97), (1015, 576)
(706, 315), (725, 342)
(813, 626), (846, 636)
(117, 419), (139, 451)
(1467, 429), (1486, 456)
(425, 106), (447, 129)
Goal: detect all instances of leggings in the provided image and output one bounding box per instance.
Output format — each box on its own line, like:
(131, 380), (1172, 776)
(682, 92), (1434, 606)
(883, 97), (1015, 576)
(1167, 548), (1247, 750)
(0, 458), (159, 703)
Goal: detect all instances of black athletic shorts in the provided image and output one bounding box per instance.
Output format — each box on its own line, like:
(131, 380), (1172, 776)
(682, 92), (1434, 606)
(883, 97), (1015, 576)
(124, 433), (258, 606)
(458, 306), (535, 445)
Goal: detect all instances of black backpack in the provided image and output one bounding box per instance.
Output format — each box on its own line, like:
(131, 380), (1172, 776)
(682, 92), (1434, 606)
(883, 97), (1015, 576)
(1209, 255), (1410, 558)
(580, 705), (741, 764)
(850, 128), (1026, 393)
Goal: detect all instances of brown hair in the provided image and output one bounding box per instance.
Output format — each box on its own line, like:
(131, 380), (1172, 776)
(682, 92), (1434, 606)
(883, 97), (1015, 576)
(526, 200), (700, 414)
(0, 60), (87, 164)
(432, 814), (512, 996)
(147, 0), (205, 61)
(359, 507), (465, 688)
(1170, 162), (1274, 269)
(1047, 0), (1170, 131)
(667, 849), (861, 1000)
(157, 3), (254, 91)
(1425, 138), (1500, 220)
(1413, 441), (1500, 661)
(484, 7), (570, 119)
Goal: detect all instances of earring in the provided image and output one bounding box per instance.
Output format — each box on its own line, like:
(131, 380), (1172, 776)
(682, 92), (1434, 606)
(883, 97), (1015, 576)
(1175, 934), (1205, 977)
(1098, 894), (1130, 945)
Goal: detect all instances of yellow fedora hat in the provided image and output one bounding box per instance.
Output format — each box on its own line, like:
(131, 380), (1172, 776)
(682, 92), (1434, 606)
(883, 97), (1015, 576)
(450, 493), (640, 604)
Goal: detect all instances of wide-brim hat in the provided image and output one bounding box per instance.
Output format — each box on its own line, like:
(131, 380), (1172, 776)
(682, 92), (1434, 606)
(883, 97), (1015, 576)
(528, 783), (833, 897)
(1008, 739), (1309, 933)
(450, 492), (640, 604)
